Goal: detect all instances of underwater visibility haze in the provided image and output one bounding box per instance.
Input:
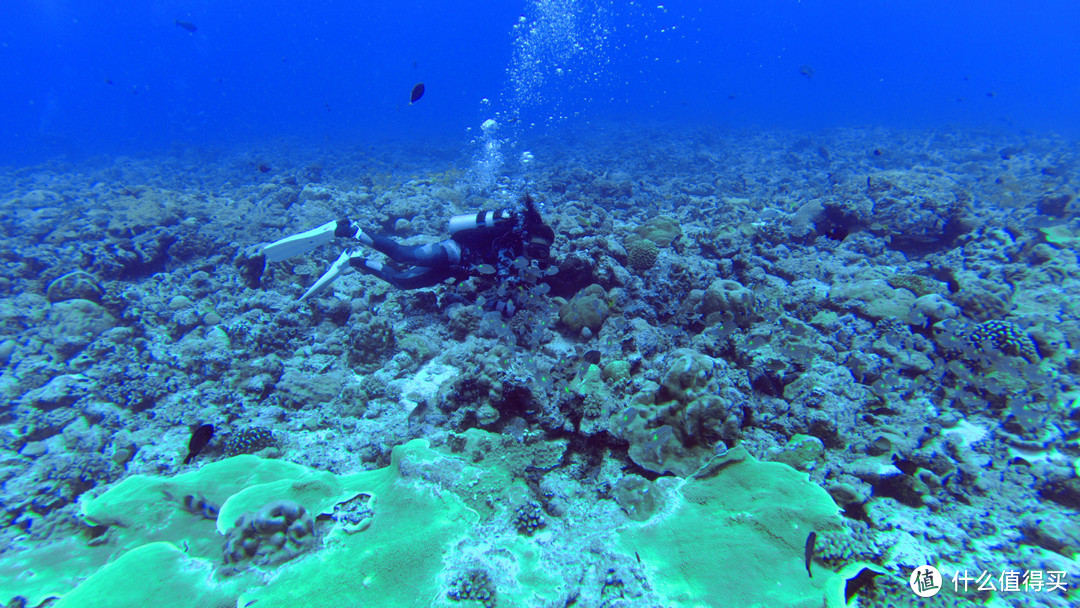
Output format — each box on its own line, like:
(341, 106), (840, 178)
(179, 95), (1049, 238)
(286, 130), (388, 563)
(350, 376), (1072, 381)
(1, 1), (1079, 607)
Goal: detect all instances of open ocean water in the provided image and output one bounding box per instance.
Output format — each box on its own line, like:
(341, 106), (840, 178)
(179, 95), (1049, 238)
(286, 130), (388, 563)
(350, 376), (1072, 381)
(1, 2), (1078, 607)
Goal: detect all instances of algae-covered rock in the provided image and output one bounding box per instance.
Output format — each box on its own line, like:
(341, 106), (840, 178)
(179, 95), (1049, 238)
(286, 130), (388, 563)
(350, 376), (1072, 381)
(886, 273), (946, 298)
(910, 293), (959, 323)
(46, 298), (117, 358)
(702, 278), (757, 327)
(274, 355), (346, 409)
(660, 348), (717, 402)
(1041, 224), (1080, 247)
(770, 434), (826, 471)
(602, 360), (632, 383)
(612, 349), (747, 476)
(21, 373), (91, 410)
(633, 216), (682, 247)
(558, 283), (609, 333)
(46, 271), (104, 304)
(865, 170), (973, 249)
(832, 279), (916, 320)
(570, 363), (616, 435)
(612, 474), (660, 522)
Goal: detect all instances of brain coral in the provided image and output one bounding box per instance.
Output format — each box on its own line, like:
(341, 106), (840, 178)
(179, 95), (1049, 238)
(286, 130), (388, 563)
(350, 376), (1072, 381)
(626, 238), (660, 271)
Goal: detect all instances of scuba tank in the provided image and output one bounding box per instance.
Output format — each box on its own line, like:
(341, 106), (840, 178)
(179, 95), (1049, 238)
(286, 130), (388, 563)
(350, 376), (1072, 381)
(448, 209), (514, 234)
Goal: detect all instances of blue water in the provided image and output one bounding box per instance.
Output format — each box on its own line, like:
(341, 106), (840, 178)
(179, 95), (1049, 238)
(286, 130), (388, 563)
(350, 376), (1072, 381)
(4, 1), (1078, 164)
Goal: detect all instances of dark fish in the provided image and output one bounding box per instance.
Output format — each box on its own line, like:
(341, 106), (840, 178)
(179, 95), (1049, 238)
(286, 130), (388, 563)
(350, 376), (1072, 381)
(584, 350), (601, 365)
(175, 20), (198, 33)
(844, 567), (882, 603)
(410, 82), (425, 104)
(184, 424), (214, 464)
(805, 531), (817, 577)
(799, 65), (815, 79)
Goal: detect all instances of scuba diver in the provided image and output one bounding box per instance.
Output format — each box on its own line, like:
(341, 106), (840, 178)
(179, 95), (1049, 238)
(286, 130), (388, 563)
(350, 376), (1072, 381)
(247, 194), (556, 300)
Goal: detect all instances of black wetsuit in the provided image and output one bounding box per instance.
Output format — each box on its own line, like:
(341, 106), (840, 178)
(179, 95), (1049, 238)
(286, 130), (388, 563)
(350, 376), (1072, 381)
(354, 222), (534, 290)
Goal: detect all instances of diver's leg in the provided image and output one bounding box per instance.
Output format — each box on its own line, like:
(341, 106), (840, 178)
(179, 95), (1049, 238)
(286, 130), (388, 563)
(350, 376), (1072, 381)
(365, 236), (461, 268)
(302, 253), (455, 299)
(262, 219), (367, 262)
(351, 259), (455, 290)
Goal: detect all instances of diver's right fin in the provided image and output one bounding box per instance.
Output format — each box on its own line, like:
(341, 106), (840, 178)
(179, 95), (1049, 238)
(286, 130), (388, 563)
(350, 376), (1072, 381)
(300, 250), (359, 301)
(263, 219), (357, 262)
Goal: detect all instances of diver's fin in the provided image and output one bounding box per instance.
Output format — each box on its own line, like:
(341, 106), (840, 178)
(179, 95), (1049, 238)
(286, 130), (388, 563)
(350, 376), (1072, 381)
(300, 249), (358, 301)
(263, 219), (354, 262)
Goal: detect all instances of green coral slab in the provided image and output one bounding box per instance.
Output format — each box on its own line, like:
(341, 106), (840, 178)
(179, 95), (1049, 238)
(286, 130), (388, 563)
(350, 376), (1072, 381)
(618, 447), (847, 608)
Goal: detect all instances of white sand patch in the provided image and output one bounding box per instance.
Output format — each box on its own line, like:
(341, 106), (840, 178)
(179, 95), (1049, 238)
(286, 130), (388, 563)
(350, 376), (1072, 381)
(941, 419), (989, 445)
(398, 360), (460, 413)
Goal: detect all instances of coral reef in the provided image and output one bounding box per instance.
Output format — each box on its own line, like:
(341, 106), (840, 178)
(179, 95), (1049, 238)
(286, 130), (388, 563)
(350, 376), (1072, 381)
(1, 125), (1078, 608)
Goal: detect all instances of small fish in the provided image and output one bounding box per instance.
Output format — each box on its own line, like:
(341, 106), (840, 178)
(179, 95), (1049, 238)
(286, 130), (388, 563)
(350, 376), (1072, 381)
(661, 325), (683, 337)
(747, 334), (769, 349)
(758, 207), (786, 221)
(410, 82), (425, 104)
(799, 65), (815, 79)
(175, 20), (198, 33)
(805, 531), (817, 577)
(184, 424), (214, 464)
(472, 264), (496, 275)
(764, 359), (787, 372)
(583, 350), (601, 365)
